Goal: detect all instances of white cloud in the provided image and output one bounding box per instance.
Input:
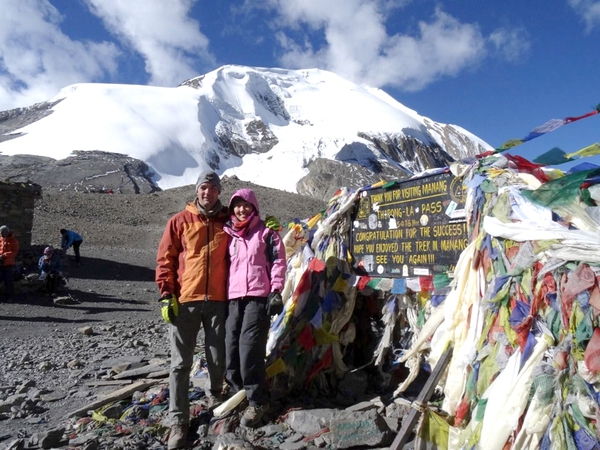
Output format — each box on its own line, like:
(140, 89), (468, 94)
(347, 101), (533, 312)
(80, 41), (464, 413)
(266, 1), (527, 92)
(84, 0), (215, 87)
(568, 0), (600, 31)
(488, 27), (530, 62)
(0, 0), (120, 109)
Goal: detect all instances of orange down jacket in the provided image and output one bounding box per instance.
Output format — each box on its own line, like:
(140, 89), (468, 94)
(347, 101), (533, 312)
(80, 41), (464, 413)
(0, 232), (19, 266)
(155, 202), (229, 303)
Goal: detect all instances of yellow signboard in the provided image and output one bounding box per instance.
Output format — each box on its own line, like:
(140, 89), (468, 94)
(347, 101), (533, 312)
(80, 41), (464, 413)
(352, 170), (467, 277)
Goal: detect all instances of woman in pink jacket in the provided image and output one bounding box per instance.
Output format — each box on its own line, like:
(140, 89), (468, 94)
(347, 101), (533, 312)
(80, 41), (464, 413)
(223, 188), (286, 428)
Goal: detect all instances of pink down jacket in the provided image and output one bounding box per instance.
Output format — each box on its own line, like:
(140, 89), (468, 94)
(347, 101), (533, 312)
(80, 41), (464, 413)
(224, 188), (286, 299)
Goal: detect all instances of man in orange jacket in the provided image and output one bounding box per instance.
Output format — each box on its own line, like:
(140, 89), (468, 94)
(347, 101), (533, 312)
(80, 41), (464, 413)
(0, 225), (19, 302)
(156, 171), (229, 449)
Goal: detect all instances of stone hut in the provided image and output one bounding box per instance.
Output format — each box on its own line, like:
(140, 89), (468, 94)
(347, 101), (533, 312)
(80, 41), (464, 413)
(0, 180), (42, 253)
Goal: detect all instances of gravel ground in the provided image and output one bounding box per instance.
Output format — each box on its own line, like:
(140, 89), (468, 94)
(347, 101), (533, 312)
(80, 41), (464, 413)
(0, 178), (327, 446)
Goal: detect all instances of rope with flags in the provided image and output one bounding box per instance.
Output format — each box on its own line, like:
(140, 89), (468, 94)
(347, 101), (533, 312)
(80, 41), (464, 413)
(494, 103), (600, 154)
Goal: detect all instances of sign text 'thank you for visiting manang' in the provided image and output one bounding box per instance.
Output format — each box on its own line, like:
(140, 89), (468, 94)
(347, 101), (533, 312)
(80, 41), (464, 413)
(351, 170), (468, 278)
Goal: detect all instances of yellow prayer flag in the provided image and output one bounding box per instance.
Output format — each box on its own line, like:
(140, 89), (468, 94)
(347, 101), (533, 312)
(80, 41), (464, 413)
(313, 327), (339, 345)
(266, 357), (286, 378)
(370, 180), (387, 189)
(306, 213), (322, 229)
(499, 304), (518, 346)
(418, 410), (450, 448)
(565, 142), (600, 159)
(92, 411), (109, 423)
(332, 275), (348, 292)
(498, 139), (523, 151)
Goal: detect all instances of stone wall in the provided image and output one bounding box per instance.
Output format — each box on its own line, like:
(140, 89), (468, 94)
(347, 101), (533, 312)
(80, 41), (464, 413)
(0, 181), (42, 254)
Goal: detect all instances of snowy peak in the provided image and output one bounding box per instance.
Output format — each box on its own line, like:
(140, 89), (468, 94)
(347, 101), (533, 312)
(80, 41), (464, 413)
(0, 65), (491, 199)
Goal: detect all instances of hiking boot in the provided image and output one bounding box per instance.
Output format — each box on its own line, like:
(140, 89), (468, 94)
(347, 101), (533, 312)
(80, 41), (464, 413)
(241, 404), (268, 428)
(167, 424), (188, 449)
(206, 393), (223, 411)
(236, 397), (249, 413)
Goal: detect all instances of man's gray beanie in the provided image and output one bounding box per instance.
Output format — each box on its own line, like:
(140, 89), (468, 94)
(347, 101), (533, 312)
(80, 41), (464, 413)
(195, 170), (222, 193)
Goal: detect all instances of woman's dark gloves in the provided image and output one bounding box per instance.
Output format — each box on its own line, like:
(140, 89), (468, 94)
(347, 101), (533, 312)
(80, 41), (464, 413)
(267, 292), (283, 316)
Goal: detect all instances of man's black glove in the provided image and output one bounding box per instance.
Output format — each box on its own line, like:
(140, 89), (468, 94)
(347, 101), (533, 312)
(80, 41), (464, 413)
(159, 293), (178, 324)
(267, 292), (283, 316)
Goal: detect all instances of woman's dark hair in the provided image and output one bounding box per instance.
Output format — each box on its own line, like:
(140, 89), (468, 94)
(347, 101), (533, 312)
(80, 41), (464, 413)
(60, 229), (67, 234)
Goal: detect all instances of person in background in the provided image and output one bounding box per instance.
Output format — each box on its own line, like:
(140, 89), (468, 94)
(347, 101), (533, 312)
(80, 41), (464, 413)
(223, 188), (286, 428)
(0, 225), (19, 302)
(156, 171), (229, 450)
(60, 228), (83, 263)
(38, 246), (64, 294)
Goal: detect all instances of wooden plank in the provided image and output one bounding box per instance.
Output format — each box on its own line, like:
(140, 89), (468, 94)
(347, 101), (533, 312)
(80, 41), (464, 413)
(147, 369), (170, 379)
(84, 380), (133, 387)
(390, 347), (453, 450)
(113, 363), (167, 379)
(68, 379), (158, 418)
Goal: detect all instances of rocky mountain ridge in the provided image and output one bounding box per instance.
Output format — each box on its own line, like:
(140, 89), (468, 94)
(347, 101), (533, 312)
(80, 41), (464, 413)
(0, 151), (158, 194)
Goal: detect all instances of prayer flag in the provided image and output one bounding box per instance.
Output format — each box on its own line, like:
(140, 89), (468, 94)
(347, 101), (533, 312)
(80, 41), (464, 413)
(533, 147), (571, 165)
(521, 169), (600, 208)
(565, 143), (600, 159)
(298, 324), (317, 350)
(496, 104), (600, 153)
(266, 358), (287, 378)
(391, 278), (406, 294)
(566, 162), (600, 174)
(310, 307), (323, 329)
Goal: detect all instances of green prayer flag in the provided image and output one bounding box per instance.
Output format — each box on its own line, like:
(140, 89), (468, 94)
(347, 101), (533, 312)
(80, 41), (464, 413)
(521, 169), (600, 208)
(433, 273), (451, 289)
(533, 147), (571, 165)
(474, 398), (488, 422)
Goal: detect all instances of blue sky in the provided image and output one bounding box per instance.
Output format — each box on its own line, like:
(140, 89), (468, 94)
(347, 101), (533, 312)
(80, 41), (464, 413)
(1, 0), (599, 166)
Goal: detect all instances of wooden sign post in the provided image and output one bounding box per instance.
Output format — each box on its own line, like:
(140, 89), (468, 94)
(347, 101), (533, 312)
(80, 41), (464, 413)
(390, 347), (453, 450)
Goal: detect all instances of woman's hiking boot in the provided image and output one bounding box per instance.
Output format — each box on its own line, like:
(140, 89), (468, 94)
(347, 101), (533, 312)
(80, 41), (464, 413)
(241, 404), (268, 428)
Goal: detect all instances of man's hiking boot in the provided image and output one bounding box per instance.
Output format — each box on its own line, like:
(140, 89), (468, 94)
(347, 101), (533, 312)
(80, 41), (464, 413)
(236, 397), (249, 413)
(241, 404), (268, 428)
(167, 424), (188, 449)
(206, 393), (223, 412)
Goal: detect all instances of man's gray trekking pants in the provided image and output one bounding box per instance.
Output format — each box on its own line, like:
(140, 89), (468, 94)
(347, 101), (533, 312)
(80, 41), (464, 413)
(169, 300), (227, 425)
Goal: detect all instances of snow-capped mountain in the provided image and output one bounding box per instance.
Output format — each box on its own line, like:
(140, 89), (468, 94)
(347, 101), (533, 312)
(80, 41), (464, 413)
(0, 65), (491, 199)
